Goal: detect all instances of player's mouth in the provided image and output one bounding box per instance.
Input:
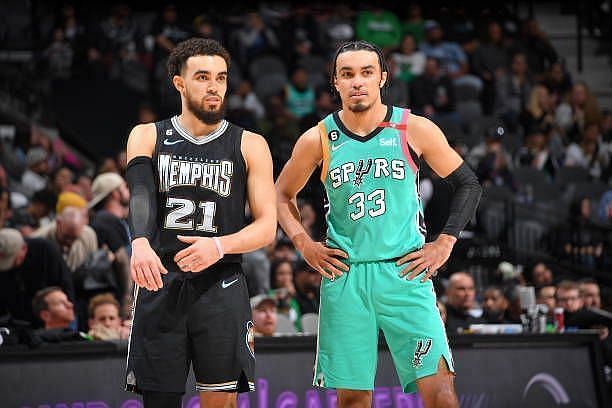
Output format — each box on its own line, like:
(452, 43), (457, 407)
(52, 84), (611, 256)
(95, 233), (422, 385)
(349, 92), (367, 98)
(205, 96), (221, 103)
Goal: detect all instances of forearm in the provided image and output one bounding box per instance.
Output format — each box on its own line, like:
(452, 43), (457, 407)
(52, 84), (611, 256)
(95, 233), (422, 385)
(278, 194), (311, 250)
(219, 212), (276, 255)
(442, 162), (483, 238)
(126, 156), (158, 244)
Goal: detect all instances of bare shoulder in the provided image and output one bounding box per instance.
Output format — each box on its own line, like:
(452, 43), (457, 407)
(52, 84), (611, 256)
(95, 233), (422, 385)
(241, 130), (270, 149)
(126, 123), (157, 159)
(294, 125), (323, 160)
(406, 112), (447, 155)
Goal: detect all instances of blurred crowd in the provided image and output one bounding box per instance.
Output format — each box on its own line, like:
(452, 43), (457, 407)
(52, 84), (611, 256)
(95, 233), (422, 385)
(0, 3), (610, 365)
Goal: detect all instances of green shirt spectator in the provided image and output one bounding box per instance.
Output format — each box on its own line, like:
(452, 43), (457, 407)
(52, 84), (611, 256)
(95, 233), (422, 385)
(355, 9), (402, 49)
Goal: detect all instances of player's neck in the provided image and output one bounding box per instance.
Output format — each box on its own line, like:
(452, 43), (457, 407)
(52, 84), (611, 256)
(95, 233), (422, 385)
(338, 103), (387, 137)
(177, 111), (224, 139)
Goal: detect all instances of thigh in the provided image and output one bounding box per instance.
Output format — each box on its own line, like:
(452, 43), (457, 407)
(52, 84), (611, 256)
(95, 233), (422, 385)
(315, 264), (378, 390)
(189, 265), (255, 394)
(416, 358), (458, 408)
(126, 271), (190, 394)
(374, 262), (454, 394)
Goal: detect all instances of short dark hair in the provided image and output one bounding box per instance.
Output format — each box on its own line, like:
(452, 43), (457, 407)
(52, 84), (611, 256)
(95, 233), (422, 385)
(330, 40), (390, 96)
(167, 38), (231, 80)
(32, 286), (62, 318)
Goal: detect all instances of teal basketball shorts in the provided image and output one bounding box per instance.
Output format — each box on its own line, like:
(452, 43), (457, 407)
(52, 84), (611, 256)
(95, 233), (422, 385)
(314, 259), (454, 393)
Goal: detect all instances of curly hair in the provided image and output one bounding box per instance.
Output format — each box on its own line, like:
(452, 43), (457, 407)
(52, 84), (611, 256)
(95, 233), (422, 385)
(166, 38), (231, 80)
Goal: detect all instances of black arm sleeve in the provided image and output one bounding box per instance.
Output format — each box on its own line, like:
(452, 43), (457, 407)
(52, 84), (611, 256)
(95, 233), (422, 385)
(126, 156), (158, 242)
(441, 162), (483, 238)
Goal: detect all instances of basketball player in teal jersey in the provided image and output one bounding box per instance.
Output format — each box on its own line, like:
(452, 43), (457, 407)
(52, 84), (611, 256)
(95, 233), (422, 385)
(276, 41), (482, 408)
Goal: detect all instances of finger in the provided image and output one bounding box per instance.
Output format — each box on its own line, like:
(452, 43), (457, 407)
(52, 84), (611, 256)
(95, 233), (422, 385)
(149, 261), (163, 289)
(177, 235), (198, 244)
(328, 248), (349, 259)
(142, 264), (158, 291)
(132, 265), (145, 287)
(313, 263), (333, 280)
(174, 246), (195, 263)
(396, 251), (422, 266)
(398, 258), (425, 277)
(408, 262), (430, 281)
(421, 269), (438, 283)
(157, 257), (168, 275)
(405, 259), (427, 280)
(178, 254), (199, 269)
(325, 255), (349, 272)
(320, 259), (345, 278)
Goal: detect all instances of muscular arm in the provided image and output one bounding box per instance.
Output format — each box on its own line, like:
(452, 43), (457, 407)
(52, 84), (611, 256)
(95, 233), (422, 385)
(275, 126), (322, 249)
(217, 131), (276, 254)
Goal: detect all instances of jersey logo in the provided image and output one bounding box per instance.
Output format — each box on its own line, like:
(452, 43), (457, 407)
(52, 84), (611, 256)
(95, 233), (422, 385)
(163, 138), (184, 146)
(354, 159), (372, 186)
(166, 129), (173, 136)
(331, 141), (349, 152)
(221, 278), (239, 289)
(413, 338), (432, 368)
(329, 130), (339, 141)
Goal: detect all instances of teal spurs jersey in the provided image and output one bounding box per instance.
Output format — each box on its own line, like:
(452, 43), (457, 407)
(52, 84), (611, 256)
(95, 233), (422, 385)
(319, 106), (425, 262)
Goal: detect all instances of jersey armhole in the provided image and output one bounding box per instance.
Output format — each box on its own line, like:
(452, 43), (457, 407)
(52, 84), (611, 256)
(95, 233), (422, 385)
(400, 109), (419, 174)
(318, 121), (330, 183)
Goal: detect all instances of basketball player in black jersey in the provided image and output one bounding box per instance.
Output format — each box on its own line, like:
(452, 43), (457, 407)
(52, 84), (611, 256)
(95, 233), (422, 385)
(124, 38), (276, 408)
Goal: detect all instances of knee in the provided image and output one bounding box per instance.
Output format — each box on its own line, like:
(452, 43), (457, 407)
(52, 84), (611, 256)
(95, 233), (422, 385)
(432, 389), (459, 408)
(338, 390), (371, 408)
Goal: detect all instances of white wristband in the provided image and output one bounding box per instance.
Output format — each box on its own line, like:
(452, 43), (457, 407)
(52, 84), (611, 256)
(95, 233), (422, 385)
(212, 237), (224, 258)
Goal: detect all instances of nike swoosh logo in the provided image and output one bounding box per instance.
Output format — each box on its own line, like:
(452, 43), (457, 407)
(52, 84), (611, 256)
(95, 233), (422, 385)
(221, 278), (239, 289)
(331, 141), (349, 152)
(163, 138), (184, 146)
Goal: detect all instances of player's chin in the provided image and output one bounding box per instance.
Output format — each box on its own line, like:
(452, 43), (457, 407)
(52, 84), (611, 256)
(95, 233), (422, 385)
(348, 102), (370, 113)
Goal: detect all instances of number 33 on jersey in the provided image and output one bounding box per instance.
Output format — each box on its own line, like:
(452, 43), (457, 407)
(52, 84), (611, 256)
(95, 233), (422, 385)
(320, 106), (426, 263)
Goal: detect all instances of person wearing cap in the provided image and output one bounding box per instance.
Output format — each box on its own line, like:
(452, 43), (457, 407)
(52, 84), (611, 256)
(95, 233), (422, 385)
(32, 192), (98, 272)
(0, 228), (73, 325)
(250, 294), (278, 337)
(89, 172), (132, 311)
(20, 147), (50, 198)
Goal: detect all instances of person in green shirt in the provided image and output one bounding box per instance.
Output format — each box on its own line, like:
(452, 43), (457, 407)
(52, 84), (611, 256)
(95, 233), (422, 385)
(355, 8), (402, 49)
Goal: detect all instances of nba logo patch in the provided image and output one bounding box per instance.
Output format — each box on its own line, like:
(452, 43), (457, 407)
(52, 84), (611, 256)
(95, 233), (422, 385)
(329, 130), (339, 142)
(166, 129), (173, 136)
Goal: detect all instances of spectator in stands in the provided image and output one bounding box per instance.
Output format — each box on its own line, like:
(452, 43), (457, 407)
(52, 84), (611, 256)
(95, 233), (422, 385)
(471, 125), (516, 190)
(32, 192), (97, 272)
(524, 85), (557, 133)
(233, 12), (280, 65)
(355, 7), (402, 49)
(444, 272), (485, 333)
(0, 187), (10, 228)
(517, 18), (558, 75)
(153, 4), (191, 62)
(32, 286), (75, 330)
(556, 280), (583, 313)
(192, 14), (223, 42)
(251, 294), (278, 336)
(8, 189), (56, 236)
(514, 124), (559, 179)
(482, 286), (513, 323)
(284, 67), (315, 119)
(136, 103), (157, 125)
(21, 147), (50, 198)
(579, 279), (601, 309)
(410, 57), (457, 123)
(598, 190), (612, 224)
(299, 88), (338, 133)
(270, 260), (300, 329)
(272, 238), (298, 263)
(0, 228), (74, 325)
(317, 4), (355, 55)
(76, 174), (93, 201)
(529, 262), (554, 287)
(557, 196), (604, 268)
(543, 60), (572, 103)
(472, 21), (510, 113)
(87, 293), (128, 340)
(495, 52), (533, 131)
(420, 20), (481, 90)
(279, 6), (321, 59)
(536, 285), (557, 315)
(43, 27), (74, 80)
(298, 199), (321, 240)
(564, 123), (609, 180)
(391, 33), (425, 84)
(243, 246), (271, 298)
(89, 173), (131, 307)
(383, 54), (409, 108)
(51, 166), (74, 194)
(556, 82), (601, 143)
(258, 95), (300, 171)
(228, 80), (265, 121)
(293, 260), (320, 315)
(402, 4), (425, 45)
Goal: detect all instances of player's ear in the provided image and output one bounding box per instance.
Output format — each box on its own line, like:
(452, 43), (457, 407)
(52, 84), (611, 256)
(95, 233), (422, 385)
(172, 75), (185, 93)
(333, 74), (340, 93)
(379, 71), (388, 89)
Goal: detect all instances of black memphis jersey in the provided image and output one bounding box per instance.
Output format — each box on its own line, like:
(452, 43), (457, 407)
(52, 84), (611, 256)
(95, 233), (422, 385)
(152, 115), (246, 264)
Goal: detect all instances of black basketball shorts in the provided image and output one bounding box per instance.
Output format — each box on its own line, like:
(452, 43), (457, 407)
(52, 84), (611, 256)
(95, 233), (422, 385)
(125, 261), (255, 394)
